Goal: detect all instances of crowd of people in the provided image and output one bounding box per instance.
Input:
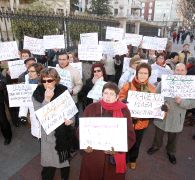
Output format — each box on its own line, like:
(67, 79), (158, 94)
(0, 38), (195, 180)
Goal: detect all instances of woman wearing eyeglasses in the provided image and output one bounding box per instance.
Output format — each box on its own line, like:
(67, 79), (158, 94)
(79, 63), (107, 110)
(119, 63), (156, 170)
(19, 63), (44, 137)
(32, 68), (73, 180)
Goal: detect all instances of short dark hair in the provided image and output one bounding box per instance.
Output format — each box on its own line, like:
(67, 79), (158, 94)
(58, 51), (69, 59)
(102, 82), (120, 95)
(20, 49), (31, 57)
(24, 57), (36, 64)
(169, 52), (179, 59)
(91, 63), (107, 81)
(136, 63), (152, 77)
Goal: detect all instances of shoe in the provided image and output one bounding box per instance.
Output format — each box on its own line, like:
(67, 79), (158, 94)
(4, 138), (11, 145)
(167, 153), (176, 164)
(147, 147), (159, 155)
(127, 162), (136, 169)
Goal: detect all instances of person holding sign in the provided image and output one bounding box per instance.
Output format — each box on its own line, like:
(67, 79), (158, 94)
(79, 82), (135, 180)
(32, 68), (73, 180)
(79, 63), (107, 110)
(147, 63), (195, 164)
(119, 63), (156, 169)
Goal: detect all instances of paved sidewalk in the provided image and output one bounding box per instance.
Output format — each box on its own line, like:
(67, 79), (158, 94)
(7, 124), (195, 180)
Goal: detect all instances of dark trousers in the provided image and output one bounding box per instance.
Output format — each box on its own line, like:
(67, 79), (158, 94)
(152, 126), (177, 154)
(0, 103), (12, 140)
(127, 129), (145, 163)
(41, 166), (70, 180)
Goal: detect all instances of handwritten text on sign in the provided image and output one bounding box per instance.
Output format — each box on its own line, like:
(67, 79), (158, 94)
(161, 75), (195, 99)
(8, 60), (26, 79)
(106, 26), (124, 41)
(78, 44), (103, 61)
(79, 117), (128, 152)
(124, 33), (143, 47)
(0, 41), (19, 61)
(80, 32), (98, 45)
(142, 36), (167, 50)
(127, 91), (164, 119)
(35, 90), (78, 135)
(6, 84), (37, 107)
(23, 36), (45, 55)
(43, 35), (65, 49)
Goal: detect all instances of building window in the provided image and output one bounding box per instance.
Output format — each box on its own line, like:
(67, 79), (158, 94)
(142, 3), (145, 7)
(149, 9), (152, 14)
(149, 2), (153, 7)
(114, 8), (118, 16)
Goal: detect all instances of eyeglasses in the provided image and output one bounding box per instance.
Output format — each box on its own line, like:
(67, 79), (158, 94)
(41, 79), (55, 83)
(93, 70), (102, 73)
(28, 70), (36, 73)
(138, 72), (149, 75)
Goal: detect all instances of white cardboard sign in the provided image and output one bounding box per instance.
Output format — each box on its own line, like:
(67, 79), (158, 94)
(106, 26), (124, 41)
(124, 33), (143, 47)
(142, 36), (167, 50)
(8, 60), (26, 79)
(43, 35), (65, 49)
(79, 117), (128, 152)
(80, 32), (98, 45)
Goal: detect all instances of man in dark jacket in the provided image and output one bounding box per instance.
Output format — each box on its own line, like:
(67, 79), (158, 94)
(0, 72), (12, 145)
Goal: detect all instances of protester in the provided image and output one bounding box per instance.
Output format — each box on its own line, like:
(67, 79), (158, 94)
(79, 63), (107, 110)
(118, 55), (141, 89)
(147, 49), (156, 65)
(19, 63), (44, 127)
(0, 72), (12, 145)
(179, 43), (192, 64)
(79, 82), (135, 180)
(147, 63), (195, 164)
(32, 68), (73, 180)
(165, 52), (179, 70)
(119, 63), (156, 169)
(18, 57), (37, 83)
(176, 33), (180, 44)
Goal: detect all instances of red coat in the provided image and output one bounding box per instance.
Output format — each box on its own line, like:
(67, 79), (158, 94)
(79, 102), (135, 180)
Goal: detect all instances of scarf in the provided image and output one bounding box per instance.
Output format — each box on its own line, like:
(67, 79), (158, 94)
(100, 100), (127, 174)
(132, 77), (151, 93)
(33, 84), (73, 163)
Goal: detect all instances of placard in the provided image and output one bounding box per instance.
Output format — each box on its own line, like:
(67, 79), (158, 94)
(142, 36), (167, 50)
(112, 40), (128, 55)
(6, 84), (37, 107)
(78, 44), (103, 61)
(35, 90), (78, 135)
(127, 91), (165, 119)
(80, 32), (98, 45)
(87, 80), (107, 100)
(106, 26), (124, 41)
(8, 60), (26, 79)
(23, 36), (45, 55)
(124, 33), (143, 47)
(70, 62), (82, 78)
(122, 57), (131, 72)
(0, 41), (19, 61)
(161, 75), (195, 99)
(99, 41), (114, 55)
(43, 35), (65, 49)
(79, 117), (128, 152)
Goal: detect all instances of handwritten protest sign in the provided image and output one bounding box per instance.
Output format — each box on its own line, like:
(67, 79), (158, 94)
(80, 32), (98, 45)
(124, 33), (143, 47)
(87, 80), (107, 100)
(161, 75), (195, 99)
(99, 41), (115, 55)
(8, 60), (26, 79)
(70, 62), (82, 78)
(112, 40), (128, 55)
(55, 67), (73, 91)
(23, 36), (45, 55)
(79, 117), (128, 152)
(0, 41), (19, 61)
(6, 84), (37, 107)
(35, 90), (78, 135)
(122, 57), (131, 72)
(106, 26), (124, 41)
(43, 35), (65, 49)
(142, 36), (167, 50)
(78, 44), (103, 61)
(127, 91), (165, 119)
(149, 64), (173, 85)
